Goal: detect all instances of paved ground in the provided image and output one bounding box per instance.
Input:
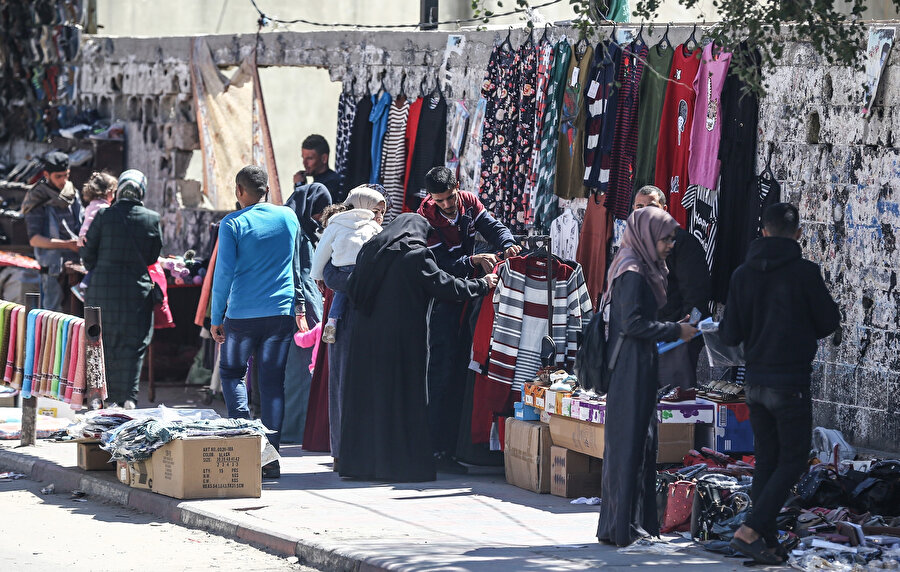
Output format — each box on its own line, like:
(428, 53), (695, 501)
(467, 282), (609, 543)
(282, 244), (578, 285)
(0, 437), (789, 571)
(0, 477), (316, 571)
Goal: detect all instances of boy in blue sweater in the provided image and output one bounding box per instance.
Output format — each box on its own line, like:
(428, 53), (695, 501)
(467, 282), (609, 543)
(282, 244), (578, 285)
(211, 165), (306, 479)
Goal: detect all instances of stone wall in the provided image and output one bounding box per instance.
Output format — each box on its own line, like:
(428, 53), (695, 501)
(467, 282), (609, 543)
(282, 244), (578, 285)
(759, 41), (900, 452)
(4, 26), (899, 451)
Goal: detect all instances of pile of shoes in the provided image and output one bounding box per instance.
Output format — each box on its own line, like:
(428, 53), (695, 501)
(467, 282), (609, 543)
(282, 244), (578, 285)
(698, 379), (744, 402)
(0, 1), (85, 143)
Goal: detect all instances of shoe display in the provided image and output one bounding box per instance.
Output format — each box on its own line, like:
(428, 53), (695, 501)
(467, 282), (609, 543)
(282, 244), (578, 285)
(660, 387), (697, 403)
(262, 461), (281, 479)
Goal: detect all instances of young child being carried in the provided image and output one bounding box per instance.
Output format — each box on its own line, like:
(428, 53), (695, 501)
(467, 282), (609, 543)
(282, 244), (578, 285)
(73, 172), (117, 300)
(311, 186), (386, 344)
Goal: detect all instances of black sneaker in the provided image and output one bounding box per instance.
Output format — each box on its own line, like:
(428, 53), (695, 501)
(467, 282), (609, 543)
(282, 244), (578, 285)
(434, 452), (468, 475)
(262, 461), (281, 479)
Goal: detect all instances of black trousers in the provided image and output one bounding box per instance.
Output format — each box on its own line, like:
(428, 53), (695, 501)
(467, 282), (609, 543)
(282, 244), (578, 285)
(426, 300), (468, 455)
(744, 384), (812, 542)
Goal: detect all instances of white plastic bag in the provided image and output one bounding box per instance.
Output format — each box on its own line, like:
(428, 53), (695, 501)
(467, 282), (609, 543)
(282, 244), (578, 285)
(699, 318), (745, 367)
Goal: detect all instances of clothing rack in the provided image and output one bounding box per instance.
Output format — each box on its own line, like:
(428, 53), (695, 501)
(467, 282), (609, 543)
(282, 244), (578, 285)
(510, 234), (553, 342)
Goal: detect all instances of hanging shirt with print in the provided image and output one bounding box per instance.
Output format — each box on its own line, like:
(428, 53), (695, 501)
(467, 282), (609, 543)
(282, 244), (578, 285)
(687, 43), (731, 191)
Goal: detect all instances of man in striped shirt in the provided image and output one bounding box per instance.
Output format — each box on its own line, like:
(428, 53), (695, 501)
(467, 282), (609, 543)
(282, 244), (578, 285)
(417, 166), (519, 473)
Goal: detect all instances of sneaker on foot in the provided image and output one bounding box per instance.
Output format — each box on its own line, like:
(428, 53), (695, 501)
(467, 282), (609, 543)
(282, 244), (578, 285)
(123, 400), (136, 410)
(322, 323), (337, 344)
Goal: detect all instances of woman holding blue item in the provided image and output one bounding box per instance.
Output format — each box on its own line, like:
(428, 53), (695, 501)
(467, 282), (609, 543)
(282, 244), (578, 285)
(596, 206), (697, 547)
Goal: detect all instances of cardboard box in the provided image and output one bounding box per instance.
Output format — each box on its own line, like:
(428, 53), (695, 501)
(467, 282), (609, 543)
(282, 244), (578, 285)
(514, 401), (541, 421)
(549, 415), (606, 459)
(533, 386), (547, 410)
(151, 435), (262, 500)
(504, 418), (551, 494)
(523, 384), (535, 406)
(545, 390), (557, 414)
(550, 414), (696, 463)
(117, 459), (154, 489)
(550, 445), (603, 498)
(658, 423), (696, 464)
(77, 442), (114, 471)
(715, 402), (753, 452)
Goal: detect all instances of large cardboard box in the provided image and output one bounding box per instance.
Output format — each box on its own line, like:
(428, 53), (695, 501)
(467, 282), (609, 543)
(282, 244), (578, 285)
(658, 423), (695, 464)
(77, 442), (114, 471)
(151, 435), (262, 500)
(695, 402), (754, 453)
(117, 459), (154, 489)
(549, 415), (606, 458)
(549, 415), (695, 464)
(550, 445), (603, 498)
(504, 418), (552, 494)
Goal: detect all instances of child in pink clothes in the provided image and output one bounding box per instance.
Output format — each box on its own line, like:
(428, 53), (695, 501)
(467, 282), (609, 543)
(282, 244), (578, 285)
(78, 172), (118, 245)
(75, 173), (118, 296)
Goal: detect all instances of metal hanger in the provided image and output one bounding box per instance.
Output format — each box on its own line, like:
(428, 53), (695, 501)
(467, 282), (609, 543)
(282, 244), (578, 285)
(520, 28), (535, 50)
(636, 22), (646, 45)
(540, 23), (551, 44)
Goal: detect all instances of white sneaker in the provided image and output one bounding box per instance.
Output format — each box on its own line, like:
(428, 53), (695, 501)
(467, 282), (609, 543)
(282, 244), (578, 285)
(123, 400), (136, 410)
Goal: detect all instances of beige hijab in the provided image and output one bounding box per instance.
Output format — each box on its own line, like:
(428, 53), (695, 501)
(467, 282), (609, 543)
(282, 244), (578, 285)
(602, 207), (679, 309)
(344, 186), (386, 211)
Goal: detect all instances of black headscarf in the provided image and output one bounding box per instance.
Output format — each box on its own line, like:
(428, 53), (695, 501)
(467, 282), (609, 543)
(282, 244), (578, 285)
(348, 213), (431, 315)
(285, 182), (332, 244)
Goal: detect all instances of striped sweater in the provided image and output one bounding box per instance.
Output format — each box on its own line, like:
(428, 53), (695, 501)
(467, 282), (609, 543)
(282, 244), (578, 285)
(487, 256), (592, 388)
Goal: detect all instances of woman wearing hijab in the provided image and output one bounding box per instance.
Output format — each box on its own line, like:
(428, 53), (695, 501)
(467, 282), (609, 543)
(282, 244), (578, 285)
(81, 170), (162, 408)
(596, 207), (698, 547)
(338, 213), (498, 482)
(281, 182), (330, 443)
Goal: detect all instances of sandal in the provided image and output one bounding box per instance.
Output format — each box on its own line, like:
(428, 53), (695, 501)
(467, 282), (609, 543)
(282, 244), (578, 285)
(729, 536), (783, 565)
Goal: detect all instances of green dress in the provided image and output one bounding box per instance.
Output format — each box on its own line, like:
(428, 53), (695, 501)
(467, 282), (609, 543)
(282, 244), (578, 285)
(82, 199), (162, 404)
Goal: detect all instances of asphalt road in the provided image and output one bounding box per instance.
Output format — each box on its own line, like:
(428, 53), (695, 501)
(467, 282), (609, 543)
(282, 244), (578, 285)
(0, 477), (319, 571)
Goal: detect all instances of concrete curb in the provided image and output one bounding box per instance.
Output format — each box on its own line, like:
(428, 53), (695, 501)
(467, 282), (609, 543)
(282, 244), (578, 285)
(0, 447), (385, 572)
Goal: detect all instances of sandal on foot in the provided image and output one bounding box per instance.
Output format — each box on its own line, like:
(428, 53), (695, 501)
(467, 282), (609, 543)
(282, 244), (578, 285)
(729, 537), (783, 565)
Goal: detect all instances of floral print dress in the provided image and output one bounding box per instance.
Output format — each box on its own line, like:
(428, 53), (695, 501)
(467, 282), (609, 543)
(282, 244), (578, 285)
(478, 44), (519, 225)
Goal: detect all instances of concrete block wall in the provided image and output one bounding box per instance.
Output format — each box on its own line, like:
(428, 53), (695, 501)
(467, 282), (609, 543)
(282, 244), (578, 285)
(759, 40), (900, 451)
(5, 26), (899, 451)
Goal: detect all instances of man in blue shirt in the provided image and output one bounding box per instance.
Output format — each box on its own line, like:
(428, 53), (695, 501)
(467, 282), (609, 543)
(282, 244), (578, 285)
(211, 165), (307, 479)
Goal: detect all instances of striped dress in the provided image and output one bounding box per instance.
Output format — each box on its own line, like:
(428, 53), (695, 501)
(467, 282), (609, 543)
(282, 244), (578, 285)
(379, 98), (410, 224)
(487, 256), (592, 388)
(606, 41), (649, 220)
(524, 39), (555, 224)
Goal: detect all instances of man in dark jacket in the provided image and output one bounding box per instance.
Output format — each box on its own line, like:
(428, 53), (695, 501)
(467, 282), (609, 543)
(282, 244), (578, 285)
(21, 151), (82, 311)
(720, 202), (840, 564)
(417, 166), (519, 472)
(633, 186), (711, 393)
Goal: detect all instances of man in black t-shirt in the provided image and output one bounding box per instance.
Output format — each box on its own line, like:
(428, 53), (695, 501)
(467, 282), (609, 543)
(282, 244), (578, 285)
(294, 134), (345, 203)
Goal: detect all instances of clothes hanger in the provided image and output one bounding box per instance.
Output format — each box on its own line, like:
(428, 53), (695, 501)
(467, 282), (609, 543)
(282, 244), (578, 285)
(540, 23), (551, 44)
(420, 75), (430, 98)
(762, 142), (775, 179)
(575, 34), (588, 58)
(684, 24), (699, 53)
(501, 26), (513, 52)
(520, 28), (535, 50)
(657, 23), (672, 52)
(635, 22), (646, 46)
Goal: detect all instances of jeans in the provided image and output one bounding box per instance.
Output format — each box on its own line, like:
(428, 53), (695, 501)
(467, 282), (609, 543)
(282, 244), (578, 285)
(744, 384), (813, 543)
(219, 315), (294, 450)
(40, 272), (64, 312)
(326, 265), (354, 322)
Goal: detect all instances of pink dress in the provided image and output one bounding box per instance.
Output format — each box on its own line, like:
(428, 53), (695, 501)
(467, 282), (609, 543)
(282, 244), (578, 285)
(687, 43), (732, 191)
(78, 199), (110, 245)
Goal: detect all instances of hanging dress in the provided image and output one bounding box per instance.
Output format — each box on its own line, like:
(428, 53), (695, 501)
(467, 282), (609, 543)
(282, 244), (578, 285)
(379, 97), (410, 223)
(478, 42), (519, 224)
(555, 42), (593, 200)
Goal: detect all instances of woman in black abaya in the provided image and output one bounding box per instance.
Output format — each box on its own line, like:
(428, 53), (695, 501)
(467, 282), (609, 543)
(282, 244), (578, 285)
(339, 213), (496, 482)
(596, 207), (697, 546)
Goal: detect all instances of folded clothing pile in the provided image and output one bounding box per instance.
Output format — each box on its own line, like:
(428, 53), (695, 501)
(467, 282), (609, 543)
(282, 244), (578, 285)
(100, 418), (272, 462)
(66, 410), (133, 440)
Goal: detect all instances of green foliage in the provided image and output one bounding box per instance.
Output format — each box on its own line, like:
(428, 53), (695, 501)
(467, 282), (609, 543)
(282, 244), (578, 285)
(469, 0), (895, 96)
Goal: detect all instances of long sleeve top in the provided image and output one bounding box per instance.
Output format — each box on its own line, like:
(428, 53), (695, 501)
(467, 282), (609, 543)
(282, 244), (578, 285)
(211, 203), (303, 326)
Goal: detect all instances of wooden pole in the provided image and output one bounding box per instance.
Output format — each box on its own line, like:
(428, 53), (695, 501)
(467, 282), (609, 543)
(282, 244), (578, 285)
(19, 293), (40, 447)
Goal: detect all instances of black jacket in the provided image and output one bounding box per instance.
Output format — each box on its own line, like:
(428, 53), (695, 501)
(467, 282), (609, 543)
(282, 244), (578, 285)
(659, 227), (712, 322)
(719, 236), (840, 387)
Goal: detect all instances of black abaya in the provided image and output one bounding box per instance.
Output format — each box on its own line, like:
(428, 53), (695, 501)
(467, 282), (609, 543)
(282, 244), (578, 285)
(597, 271), (680, 546)
(339, 214), (489, 482)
